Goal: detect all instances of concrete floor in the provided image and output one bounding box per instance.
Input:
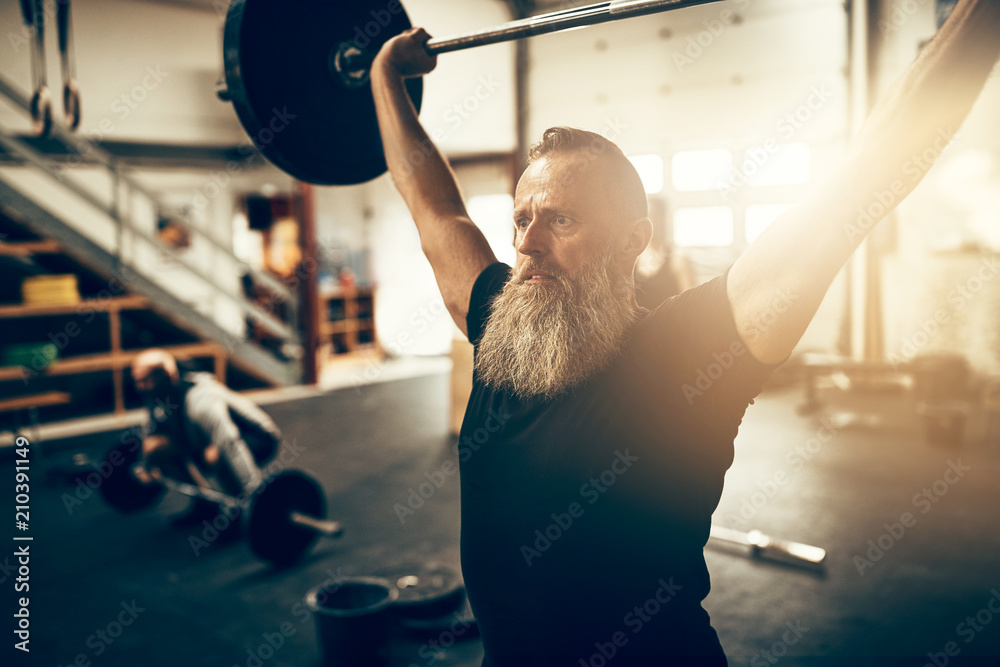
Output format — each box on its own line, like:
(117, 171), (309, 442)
(3, 371), (999, 666)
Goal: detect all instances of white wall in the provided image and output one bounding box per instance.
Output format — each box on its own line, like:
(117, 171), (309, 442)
(1, 0), (241, 143)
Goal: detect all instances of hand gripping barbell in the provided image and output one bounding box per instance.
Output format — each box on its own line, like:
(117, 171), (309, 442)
(220, 0), (723, 185)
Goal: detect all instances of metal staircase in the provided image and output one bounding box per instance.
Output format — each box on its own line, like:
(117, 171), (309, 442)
(0, 73), (301, 392)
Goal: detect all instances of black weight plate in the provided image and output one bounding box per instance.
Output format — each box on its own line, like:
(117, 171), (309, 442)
(98, 443), (166, 513)
(398, 597), (479, 641)
(247, 470), (326, 566)
(372, 562), (465, 619)
(223, 0), (423, 185)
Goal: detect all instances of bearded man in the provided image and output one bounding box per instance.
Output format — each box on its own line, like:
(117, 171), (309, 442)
(369, 2), (1000, 663)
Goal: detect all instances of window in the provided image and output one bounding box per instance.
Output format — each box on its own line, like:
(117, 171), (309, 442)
(628, 154), (664, 195)
(671, 149), (732, 192)
(673, 207), (734, 247)
(744, 143), (811, 187)
(467, 194), (516, 265)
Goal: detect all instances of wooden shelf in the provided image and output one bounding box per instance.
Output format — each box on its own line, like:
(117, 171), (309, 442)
(0, 391), (71, 414)
(0, 239), (61, 256)
(0, 342), (224, 382)
(320, 287), (376, 357)
(0, 294), (148, 318)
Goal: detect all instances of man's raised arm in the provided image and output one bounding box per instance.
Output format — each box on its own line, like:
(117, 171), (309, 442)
(727, 0), (1000, 364)
(371, 28), (499, 337)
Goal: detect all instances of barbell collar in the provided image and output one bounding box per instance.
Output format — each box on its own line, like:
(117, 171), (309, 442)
(289, 511), (344, 537)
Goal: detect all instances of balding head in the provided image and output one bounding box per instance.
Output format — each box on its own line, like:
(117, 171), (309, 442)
(526, 126), (648, 226)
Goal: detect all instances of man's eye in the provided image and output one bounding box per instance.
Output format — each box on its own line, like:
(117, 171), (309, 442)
(515, 218), (530, 228)
(554, 216), (570, 226)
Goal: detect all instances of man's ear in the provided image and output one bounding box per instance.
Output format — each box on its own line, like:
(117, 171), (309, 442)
(620, 217), (653, 260)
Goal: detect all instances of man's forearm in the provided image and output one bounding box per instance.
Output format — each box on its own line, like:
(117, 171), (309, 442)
(370, 63), (468, 223)
(834, 0), (1000, 219)
(728, 0), (1000, 364)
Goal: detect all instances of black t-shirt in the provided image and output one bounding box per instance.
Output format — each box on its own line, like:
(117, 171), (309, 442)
(460, 263), (778, 665)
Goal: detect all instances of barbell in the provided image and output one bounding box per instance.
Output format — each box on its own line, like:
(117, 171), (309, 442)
(221, 0), (724, 186)
(152, 468), (344, 566)
(99, 443), (343, 566)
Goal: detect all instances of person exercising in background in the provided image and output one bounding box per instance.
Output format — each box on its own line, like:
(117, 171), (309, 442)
(634, 205), (697, 310)
(370, 1), (1000, 663)
(132, 349), (279, 521)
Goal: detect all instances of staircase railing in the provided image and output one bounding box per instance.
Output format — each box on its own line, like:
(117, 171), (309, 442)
(0, 73), (300, 365)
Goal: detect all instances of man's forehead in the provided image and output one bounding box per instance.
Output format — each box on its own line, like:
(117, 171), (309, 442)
(515, 155), (609, 209)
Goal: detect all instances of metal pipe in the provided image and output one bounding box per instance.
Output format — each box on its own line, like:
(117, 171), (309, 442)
(343, 0), (722, 70)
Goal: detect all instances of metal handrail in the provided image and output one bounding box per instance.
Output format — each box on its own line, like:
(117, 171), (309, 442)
(0, 74), (298, 342)
(0, 73), (295, 304)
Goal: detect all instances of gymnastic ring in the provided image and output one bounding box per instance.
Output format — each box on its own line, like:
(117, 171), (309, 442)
(63, 79), (81, 131)
(30, 85), (53, 138)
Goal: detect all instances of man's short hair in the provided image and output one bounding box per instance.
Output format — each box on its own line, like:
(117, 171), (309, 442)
(526, 127), (648, 223)
(132, 348), (179, 384)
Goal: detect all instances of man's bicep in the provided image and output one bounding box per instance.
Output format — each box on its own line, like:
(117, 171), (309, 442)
(421, 216), (498, 338)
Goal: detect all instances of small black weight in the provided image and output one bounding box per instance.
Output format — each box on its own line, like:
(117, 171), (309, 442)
(372, 562), (465, 620)
(98, 443), (166, 513)
(397, 596), (479, 641)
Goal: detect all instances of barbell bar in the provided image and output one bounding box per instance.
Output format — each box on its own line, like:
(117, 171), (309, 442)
(137, 464), (344, 565)
(221, 0), (724, 186)
(340, 0), (725, 74)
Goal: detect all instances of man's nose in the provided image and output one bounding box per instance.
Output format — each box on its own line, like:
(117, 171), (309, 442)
(516, 218), (548, 257)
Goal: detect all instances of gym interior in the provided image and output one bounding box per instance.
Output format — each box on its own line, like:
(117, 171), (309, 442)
(1, 0), (999, 665)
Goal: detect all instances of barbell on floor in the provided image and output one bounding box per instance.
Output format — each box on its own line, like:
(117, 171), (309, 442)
(150, 468), (345, 566)
(99, 442), (343, 566)
(220, 0), (724, 185)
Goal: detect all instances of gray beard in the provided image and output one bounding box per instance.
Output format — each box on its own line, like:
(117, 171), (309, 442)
(474, 250), (638, 400)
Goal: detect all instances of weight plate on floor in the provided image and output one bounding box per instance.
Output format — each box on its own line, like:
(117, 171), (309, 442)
(398, 596), (480, 640)
(98, 443), (166, 513)
(372, 562), (466, 619)
(246, 470), (326, 566)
